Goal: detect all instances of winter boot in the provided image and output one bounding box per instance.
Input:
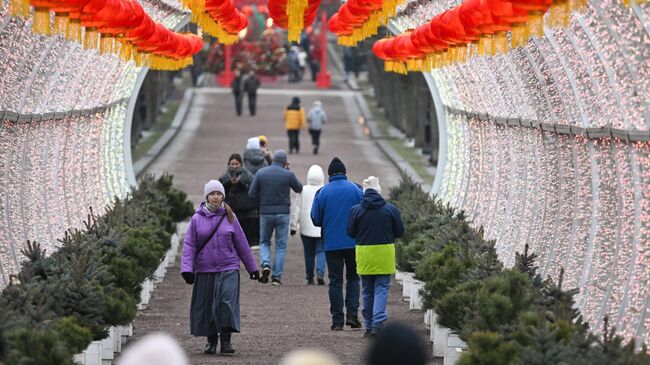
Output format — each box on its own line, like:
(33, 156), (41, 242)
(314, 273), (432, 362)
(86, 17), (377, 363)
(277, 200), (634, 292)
(204, 334), (218, 354)
(220, 332), (235, 354)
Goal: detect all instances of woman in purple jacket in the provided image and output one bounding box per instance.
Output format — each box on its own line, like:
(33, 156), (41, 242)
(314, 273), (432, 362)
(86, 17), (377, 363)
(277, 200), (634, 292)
(181, 180), (259, 355)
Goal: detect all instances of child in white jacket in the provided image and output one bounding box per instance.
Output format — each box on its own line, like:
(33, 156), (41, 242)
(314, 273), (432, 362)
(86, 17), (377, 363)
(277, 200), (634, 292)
(290, 164), (326, 285)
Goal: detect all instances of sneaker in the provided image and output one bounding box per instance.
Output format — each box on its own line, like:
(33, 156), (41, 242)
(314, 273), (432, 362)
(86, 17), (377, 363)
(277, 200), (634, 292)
(346, 318), (362, 329)
(317, 277), (325, 285)
(370, 327), (381, 337)
(331, 323), (344, 331)
(307, 279), (315, 285)
(272, 277), (282, 286)
(363, 330), (373, 338)
(259, 267), (271, 283)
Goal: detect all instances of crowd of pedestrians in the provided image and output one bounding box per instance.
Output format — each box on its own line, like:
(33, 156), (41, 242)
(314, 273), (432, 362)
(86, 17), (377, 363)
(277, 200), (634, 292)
(177, 95), (408, 360)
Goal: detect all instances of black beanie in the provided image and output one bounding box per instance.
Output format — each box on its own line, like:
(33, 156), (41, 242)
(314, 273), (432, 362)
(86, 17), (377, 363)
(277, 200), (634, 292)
(366, 322), (427, 365)
(327, 157), (346, 176)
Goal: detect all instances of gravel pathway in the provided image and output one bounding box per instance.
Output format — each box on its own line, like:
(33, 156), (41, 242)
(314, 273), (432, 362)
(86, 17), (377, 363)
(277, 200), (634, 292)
(129, 84), (433, 365)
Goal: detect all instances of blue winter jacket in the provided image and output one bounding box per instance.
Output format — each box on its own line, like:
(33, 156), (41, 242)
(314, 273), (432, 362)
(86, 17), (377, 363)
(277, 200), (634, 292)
(310, 174), (363, 251)
(249, 162), (303, 214)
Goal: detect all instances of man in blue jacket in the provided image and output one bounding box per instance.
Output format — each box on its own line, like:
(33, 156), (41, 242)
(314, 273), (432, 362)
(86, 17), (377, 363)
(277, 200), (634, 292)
(311, 157), (363, 330)
(249, 150), (303, 285)
(347, 176), (404, 337)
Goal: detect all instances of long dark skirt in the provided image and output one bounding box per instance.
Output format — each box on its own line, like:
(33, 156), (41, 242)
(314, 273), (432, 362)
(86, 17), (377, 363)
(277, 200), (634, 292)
(190, 271), (241, 336)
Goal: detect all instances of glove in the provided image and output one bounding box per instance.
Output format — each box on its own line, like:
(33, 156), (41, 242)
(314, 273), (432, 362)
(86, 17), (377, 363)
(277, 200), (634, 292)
(290, 230), (297, 236)
(249, 271), (260, 280)
(181, 272), (195, 285)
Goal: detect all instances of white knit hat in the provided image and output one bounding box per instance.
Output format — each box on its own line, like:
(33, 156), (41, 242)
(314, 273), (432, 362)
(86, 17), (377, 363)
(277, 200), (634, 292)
(203, 180), (225, 200)
(362, 176), (381, 194)
(116, 333), (189, 365)
(279, 349), (341, 365)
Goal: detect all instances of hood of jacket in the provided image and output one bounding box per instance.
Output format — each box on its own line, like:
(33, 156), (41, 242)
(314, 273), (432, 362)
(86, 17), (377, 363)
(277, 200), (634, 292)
(246, 137), (260, 150)
(306, 165), (324, 186)
(243, 148), (266, 165)
(360, 189), (386, 210)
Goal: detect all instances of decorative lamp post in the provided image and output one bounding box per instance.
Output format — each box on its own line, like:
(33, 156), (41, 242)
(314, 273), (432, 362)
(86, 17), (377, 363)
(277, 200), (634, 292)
(218, 44), (234, 86)
(315, 11), (331, 88)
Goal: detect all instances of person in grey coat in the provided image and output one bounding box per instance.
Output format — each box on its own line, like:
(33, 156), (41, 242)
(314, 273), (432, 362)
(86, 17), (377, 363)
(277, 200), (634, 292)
(307, 100), (327, 155)
(249, 150), (303, 285)
(243, 137), (268, 175)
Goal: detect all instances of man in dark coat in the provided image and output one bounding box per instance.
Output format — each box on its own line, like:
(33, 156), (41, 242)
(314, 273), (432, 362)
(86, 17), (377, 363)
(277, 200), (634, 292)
(231, 69), (243, 116)
(243, 70), (260, 116)
(249, 150), (303, 285)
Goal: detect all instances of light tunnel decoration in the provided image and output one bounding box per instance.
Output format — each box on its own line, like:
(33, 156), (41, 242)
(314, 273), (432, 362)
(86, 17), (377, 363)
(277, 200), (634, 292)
(391, 0), (650, 347)
(0, 0), (188, 288)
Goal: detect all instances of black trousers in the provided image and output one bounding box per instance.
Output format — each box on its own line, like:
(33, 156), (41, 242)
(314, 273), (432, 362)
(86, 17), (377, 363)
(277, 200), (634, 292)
(233, 93), (243, 116)
(239, 216), (259, 246)
(325, 249), (359, 325)
(309, 129), (321, 148)
(247, 93), (257, 116)
(287, 129), (300, 153)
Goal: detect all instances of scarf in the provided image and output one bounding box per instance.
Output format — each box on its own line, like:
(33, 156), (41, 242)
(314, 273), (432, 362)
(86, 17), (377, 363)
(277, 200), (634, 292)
(205, 201), (224, 213)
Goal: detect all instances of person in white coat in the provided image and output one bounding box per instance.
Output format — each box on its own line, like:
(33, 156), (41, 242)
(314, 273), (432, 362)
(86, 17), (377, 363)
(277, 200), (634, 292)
(290, 164), (326, 285)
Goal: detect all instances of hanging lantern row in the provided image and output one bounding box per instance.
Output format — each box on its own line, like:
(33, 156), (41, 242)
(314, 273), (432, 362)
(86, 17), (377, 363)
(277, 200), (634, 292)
(372, 0), (589, 74)
(268, 0), (321, 42)
(9, 0), (203, 70)
(622, 0), (647, 6)
(182, 0), (248, 44)
(328, 0), (405, 47)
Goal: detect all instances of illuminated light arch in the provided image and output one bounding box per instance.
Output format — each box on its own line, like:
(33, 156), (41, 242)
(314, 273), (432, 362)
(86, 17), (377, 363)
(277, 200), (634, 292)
(0, 0), (189, 287)
(389, 0), (649, 346)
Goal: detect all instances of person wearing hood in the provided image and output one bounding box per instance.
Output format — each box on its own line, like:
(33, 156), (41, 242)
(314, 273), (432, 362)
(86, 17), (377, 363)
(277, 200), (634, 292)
(181, 180), (260, 355)
(219, 153), (259, 248)
(347, 177), (404, 338)
(307, 100), (327, 155)
(249, 150), (303, 285)
(310, 157), (363, 331)
(243, 137), (269, 175)
(290, 165), (326, 285)
(258, 135), (273, 165)
(284, 97), (306, 154)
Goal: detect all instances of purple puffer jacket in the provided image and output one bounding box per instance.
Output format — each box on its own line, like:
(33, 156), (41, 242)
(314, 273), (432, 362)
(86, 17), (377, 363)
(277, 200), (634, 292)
(181, 203), (258, 274)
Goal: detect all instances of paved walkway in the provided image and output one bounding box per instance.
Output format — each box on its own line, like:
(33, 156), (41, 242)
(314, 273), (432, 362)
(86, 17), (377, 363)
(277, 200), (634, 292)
(132, 78), (430, 364)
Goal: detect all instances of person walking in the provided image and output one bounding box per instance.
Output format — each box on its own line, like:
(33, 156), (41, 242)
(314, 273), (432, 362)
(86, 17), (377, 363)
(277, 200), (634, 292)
(298, 47), (308, 81)
(310, 157), (363, 330)
(231, 69), (244, 116)
(180, 180), (259, 355)
(288, 46), (300, 82)
(219, 153), (259, 248)
(258, 135), (273, 165)
(290, 164), (326, 286)
(243, 70), (260, 116)
(284, 97), (306, 154)
(307, 100), (327, 155)
(243, 137), (269, 175)
(347, 177), (404, 337)
(249, 150), (303, 285)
